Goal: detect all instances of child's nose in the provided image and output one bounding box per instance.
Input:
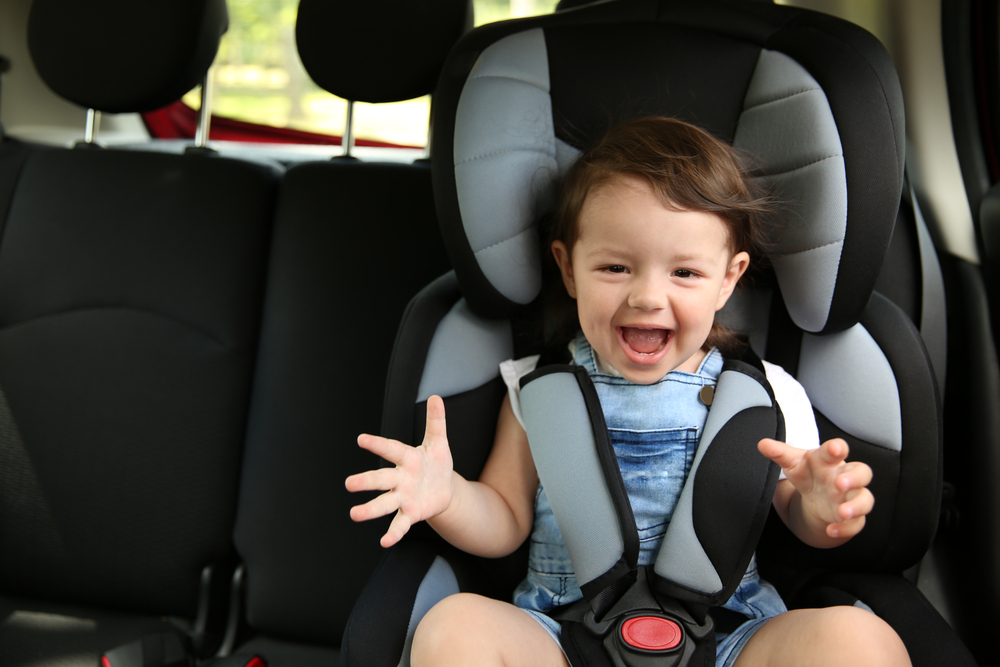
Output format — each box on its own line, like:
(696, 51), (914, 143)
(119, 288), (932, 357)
(627, 276), (668, 310)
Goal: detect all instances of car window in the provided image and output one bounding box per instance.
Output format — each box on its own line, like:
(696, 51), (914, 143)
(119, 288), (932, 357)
(178, 0), (559, 148)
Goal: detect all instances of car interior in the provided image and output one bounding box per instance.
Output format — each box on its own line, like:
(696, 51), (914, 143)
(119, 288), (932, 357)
(0, 0), (996, 666)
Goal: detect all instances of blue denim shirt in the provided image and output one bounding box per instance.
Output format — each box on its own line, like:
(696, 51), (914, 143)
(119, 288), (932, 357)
(513, 332), (786, 623)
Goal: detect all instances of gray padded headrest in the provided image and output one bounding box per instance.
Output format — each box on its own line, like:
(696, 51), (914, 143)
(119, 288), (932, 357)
(431, 0), (904, 334)
(28, 0), (228, 114)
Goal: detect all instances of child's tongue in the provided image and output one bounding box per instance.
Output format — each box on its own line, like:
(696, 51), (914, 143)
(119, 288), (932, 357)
(622, 327), (667, 354)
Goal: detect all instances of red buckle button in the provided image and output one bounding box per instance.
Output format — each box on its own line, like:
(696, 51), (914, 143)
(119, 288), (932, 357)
(621, 616), (682, 651)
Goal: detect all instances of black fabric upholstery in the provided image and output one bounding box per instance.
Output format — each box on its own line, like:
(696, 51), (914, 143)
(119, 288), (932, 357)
(792, 573), (977, 667)
(547, 23), (761, 147)
(340, 541), (440, 667)
(296, 0), (473, 103)
(27, 0), (228, 113)
(876, 200), (924, 324)
(0, 139), (36, 236)
(0, 149), (277, 617)
(690, 406), (780, 603)
(233, 161), (450, 646)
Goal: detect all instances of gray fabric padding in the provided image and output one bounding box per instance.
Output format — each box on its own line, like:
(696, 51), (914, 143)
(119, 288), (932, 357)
(397, 556), (460, 667)
(416, 299), (513, 403)
(798, 326), (903, 451)
(735, 49), (847, 333)
(453, 28), (557, 305)
(769, 241), (844, 333)
(653, 370), (772, 592)
(911, 185), (947, 391)
(854, 599), (875, 614)
(521, 372), (625, 587)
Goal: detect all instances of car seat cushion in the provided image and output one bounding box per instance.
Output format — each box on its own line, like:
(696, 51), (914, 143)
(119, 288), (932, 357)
(432, 0), (904, 335)
(27, 0), (228, 114)
(296, 0), (473, 104)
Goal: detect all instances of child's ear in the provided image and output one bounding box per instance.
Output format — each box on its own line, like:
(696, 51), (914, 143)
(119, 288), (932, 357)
(551, 240), (577, 299)
(716, 251), (750, 311)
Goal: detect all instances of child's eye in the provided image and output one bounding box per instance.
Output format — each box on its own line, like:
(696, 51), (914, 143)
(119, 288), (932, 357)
(606, 265), (628, 274)
(673, 269), (696, 278)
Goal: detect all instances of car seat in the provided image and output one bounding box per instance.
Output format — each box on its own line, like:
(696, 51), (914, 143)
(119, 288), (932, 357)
(0, 1), (281, 664)
(341, 1), (977, 666)
(213, 1), (466, 665)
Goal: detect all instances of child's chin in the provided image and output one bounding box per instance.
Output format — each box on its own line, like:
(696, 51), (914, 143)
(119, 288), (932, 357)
(617, 357), (672, 384)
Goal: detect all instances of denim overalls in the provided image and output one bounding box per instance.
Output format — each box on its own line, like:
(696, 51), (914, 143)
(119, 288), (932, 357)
(513, 332), (787, 644)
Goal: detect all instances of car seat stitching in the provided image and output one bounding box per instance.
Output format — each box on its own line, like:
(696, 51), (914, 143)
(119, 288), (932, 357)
(771, 238), (844, 255)
(455, 147), (557, 167)
(752, 154), (843, 178)
(0, 305), (233, 351)
(742, 86), (821, 111)
(472, 226), (535, 253)
(468, 73), (549, 93)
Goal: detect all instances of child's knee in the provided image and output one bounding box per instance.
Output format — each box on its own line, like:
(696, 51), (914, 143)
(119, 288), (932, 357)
(411, 593), (487, 665)
(815, 606), (910, 666)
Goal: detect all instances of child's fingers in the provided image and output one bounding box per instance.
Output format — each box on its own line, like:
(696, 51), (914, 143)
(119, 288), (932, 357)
(357, 433), (411, 464)
(349, 490), (399, 523)
(423, 395), (448, 443)
(827, 515), (866, 540)
(835, 461), (873, 493)
(381, 510), (413, 548)
(757, 438), (807, 471)
(818, 438), (849, 466)
(344, 467), (398, 493)
(837, 487), (875, 522)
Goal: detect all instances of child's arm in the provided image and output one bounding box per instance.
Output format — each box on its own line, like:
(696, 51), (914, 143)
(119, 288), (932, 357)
(345, 394), (537, 558)
(757, 437), (874, 549)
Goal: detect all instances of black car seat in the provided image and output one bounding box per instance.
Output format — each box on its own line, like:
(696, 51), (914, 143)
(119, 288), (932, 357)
(0, 0), (280, 664)
(342, 1), (977, 665)
(216, 1), (465, 665)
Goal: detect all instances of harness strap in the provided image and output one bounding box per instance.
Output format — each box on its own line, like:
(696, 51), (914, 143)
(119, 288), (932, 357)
(520, 347), (783, 614)
(519, 364), (639, 618)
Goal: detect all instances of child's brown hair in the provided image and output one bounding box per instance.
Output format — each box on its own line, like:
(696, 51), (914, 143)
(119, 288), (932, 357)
(541, 116), (773, 354)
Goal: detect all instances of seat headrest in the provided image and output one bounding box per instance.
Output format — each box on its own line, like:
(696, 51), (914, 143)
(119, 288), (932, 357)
(296, 0), (474, 104)
(431, 0), (905, 335)
(27, 0), (228, 114)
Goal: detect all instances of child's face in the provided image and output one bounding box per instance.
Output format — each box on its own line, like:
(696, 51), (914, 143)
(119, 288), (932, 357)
(552, 175), (749, 384)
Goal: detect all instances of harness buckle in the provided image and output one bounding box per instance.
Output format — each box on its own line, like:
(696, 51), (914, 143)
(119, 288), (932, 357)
(619, 615), (683, 652)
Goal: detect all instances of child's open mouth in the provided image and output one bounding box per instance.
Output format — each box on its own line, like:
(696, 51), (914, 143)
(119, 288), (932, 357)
(619, 326), (670, 363)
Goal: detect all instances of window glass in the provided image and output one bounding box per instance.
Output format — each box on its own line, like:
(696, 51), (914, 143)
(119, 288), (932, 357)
(186, 0), (559, 147)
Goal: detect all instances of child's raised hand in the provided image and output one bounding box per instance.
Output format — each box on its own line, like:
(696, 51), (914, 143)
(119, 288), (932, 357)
(345, 395), (454, 548)
(757, 437), (874, 545)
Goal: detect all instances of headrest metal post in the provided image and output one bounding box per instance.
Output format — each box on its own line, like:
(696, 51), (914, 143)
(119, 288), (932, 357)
(425, 106), (434, 158)
(84, 108), (101, 144)
(343, 99), (355, 158)
(194, 72), (214, 148)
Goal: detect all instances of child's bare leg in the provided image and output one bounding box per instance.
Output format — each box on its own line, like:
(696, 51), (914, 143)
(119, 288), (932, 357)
(411, 593), (569, 667)
(734, 606), (910, 667)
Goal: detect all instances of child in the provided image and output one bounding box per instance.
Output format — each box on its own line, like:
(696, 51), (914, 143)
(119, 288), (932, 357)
(346, 117), (910, 667)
